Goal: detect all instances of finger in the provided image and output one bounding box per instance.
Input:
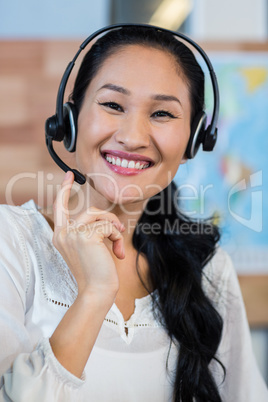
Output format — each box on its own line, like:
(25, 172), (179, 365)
(112, 237), (125, 260)
(74, 220), (125, 260)
(72, 207), (125, 233)
(73, 220), (122, 241)
(53, 171), (74, 232)
(106, 223), (125, 260)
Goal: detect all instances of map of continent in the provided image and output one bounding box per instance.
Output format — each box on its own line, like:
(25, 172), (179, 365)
(175, 52), (268, 273)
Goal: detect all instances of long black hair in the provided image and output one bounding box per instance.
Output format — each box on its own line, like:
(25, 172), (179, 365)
(71, 26), (224, 402)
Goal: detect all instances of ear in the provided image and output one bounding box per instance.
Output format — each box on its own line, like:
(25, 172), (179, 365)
(180, 154), (188, 165)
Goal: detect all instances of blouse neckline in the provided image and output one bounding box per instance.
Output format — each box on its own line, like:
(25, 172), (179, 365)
(22, 199), (158, 342)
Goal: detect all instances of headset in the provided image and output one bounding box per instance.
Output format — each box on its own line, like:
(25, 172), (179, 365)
(45, 23), (220, 185)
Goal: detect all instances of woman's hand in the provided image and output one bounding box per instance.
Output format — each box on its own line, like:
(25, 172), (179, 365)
(49, 171), (125, 376)
(52, 171), (125, 300)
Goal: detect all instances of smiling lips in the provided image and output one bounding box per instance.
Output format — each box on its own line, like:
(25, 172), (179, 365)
(102, 150), (153, 175)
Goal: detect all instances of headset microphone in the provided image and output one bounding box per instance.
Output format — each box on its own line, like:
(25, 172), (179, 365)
(45, 23), (220, 185)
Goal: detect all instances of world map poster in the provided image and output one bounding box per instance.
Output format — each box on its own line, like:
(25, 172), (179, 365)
(175, 52), (268, 274)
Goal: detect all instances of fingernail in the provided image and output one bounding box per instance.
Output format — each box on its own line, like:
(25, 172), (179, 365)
(112, 221), (125, 232)
(64, 171), (72, 181)
(118, 222), (125, 232)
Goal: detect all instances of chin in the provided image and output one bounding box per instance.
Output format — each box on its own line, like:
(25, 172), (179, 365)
(106, 192), (146, 211)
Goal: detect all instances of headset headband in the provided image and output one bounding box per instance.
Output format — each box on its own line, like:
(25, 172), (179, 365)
(45, 23), (220, 185)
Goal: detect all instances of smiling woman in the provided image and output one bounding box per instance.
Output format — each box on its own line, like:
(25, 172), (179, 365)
(73, 43), (190, 206)
(0, 24), (267, 402)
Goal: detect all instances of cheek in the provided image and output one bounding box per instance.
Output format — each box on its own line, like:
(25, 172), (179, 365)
(76, 114), (102, 147)
(94, 176), (120, 202)
(76, 106), (117, 148)
(159, 133), (189, 164)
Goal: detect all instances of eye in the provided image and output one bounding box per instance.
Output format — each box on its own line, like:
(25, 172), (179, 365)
(152, 110), (177, 119)
(98, 101), (124, 112)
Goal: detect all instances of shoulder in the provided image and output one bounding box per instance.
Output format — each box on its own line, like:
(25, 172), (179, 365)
(202, 247), (238, 314)
(0, 199), (40, 226)
(0, 200), (35, 247)
(0, 200), (39, 231)
(0, 200), (77, 312)
(203, 247), (234, 284)
(0, 200), (49, 292)
(0, 200), (44, 256)
(0, 200), (50, 244)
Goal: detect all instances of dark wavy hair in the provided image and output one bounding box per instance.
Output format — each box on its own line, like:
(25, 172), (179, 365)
(71, 26), (225, 402)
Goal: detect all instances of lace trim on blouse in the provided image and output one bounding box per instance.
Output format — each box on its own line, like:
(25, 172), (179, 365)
(17, 200), (225, 344)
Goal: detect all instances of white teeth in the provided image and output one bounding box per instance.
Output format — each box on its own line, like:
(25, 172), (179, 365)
(121, 159), (128, 168)
(105, 154), (150, 170)
(128, 161), (135, 168)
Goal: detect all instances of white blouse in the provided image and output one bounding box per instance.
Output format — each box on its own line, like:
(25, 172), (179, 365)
(0, 200), (267, 402)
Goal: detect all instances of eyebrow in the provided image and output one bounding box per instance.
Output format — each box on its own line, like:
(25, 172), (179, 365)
(152, 94), (182, 106)
(98, 83), (130, 95)
(98, 83), (182, 106)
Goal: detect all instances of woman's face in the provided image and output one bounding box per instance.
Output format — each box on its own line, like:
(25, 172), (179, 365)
(75, 44), (192, 209)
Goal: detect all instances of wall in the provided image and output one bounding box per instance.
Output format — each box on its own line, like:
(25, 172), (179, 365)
(0, 0), (111, 205)
(0, 0), (110, 38)
(190, 0), (267, 41)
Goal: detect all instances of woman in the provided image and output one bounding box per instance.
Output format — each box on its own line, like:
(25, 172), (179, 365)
(0, 25), (267, 402)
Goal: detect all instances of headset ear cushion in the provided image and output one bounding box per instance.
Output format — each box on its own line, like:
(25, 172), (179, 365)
(185, 111), (207, 159)
(63, 102), (78, 152)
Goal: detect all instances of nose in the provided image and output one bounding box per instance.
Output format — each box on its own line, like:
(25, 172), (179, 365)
(114, 113), (151, 150)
